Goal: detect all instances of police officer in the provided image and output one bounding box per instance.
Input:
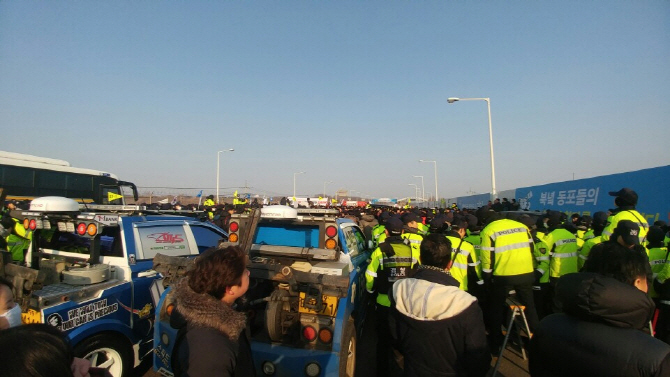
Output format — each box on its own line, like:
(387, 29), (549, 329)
(371, 211), (390, 249)
(578, 211), (609, 270)
(602, 188), (649, 244)
(3, 201), (31, 263)
(543, 211), (579, 313)
(445, 216), (484, 292)
(203, 195), (216, 220)
(400, 212), (423, 255)
(646, 226), (668, 301)
(480, 213), (540, 351)
(365, 217), (419, 374)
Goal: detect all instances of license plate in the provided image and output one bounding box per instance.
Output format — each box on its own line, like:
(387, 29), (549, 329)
(22, 309), (42, 324)
(299, 293), (339, 317)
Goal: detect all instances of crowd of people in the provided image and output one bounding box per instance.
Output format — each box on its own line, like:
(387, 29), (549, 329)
(1, 187), (670, 376)
(352, 187), (670, 376)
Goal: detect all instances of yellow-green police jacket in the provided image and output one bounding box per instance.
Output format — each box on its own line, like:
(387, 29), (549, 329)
(365, 237), (420, 307)
(648, 246), (669, 299)
(533, 235), (550, 284)
(543, 228), (579, 279)
(578, 235), (603, 270)
(602, 209), (649, 244)
(445, 235), (483, 291)
(480, 219), (534, 277)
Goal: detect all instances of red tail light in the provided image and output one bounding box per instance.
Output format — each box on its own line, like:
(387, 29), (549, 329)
(325, 226), (337, 238)
(303, 326), (317, 342)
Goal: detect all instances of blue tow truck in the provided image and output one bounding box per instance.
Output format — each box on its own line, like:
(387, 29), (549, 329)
(153, 205), (373, 377)
(7, 196), (227, 377)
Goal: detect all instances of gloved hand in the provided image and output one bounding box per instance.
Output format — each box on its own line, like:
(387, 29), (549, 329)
(534, 269), (543, 284)
(0, 213), (13, 230)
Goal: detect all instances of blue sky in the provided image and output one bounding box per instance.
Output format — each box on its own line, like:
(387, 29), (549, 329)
(1, 1), (668, 200)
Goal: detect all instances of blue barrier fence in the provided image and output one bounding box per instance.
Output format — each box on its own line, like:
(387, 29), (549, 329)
(454, 165), (670, 224)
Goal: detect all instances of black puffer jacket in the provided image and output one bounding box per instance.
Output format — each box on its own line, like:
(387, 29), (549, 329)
(390, 267), (490, 377)
(529, 272), (670, 377)
(171, 279), (255, 377)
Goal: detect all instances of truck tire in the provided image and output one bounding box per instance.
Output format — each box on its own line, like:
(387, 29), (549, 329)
(73, 333), (133, 377)
(338, 319), (356, 377)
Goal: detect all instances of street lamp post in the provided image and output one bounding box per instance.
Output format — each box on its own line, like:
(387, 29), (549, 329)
(447, 97), (497, 196)
(216, 149), (235, 204)
(408, 184), (419, 201)
(419, 160), (438, 205)
(413, 175), (425, 202)
(293, 171), (305, 199)
(323, 181), (333, 198)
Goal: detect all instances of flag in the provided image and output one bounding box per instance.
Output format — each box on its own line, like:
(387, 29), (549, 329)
(108, 192), (123, 202)
(196, 190), (203, 198)
(234, 190), (239, 198)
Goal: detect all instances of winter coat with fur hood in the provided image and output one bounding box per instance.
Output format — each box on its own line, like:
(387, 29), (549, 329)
(529, 272), (670, 377)
(390, 266), (491, 377)
(171, 279), (255, 377)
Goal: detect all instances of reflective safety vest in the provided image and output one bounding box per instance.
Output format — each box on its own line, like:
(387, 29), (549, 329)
(577, 229), (586, 240)
(578, 235), (603, 270)
(602, 209), (649, 244)
(583, 229), (595, 241)
(464, 233), (482, 262)
(533, 236), (550, 284)
(371, 224), (386, 248)
(6, 218), (31, 262)
(203, 198), (216, 220)
(445, 235), (483, 291)
(401, 231), (423, 256)
(365, 237), (419, 307)
(480, 219), (534, 276)
(544, 228), (579, 279)
(648, 246), (669, 299)
(417, 222), (429, 236)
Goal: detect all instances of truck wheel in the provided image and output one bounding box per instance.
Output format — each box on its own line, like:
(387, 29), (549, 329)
(73, 334), (133, 377)
(266, 289), (290, 342)
(338, 319), (356, 377)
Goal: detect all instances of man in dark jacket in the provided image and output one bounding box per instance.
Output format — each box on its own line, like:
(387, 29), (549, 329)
(529, 242), (670, 377)
(171, 246), (255, 377)
(390, 233), (491, 377)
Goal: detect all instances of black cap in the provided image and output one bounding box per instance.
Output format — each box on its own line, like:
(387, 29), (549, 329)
(647, 226), (665, 244)
(614, 220), (640, 245)
(608, 188), (638, 206)
(451, 215), (468, 230)
(385, 217), (404, 234)
(517, 215), (536, 229)
(401, 212), (421, 225)
(429, 216), (449, 233)
(546, 211), (563, 228)
(592, 211), (609, 227)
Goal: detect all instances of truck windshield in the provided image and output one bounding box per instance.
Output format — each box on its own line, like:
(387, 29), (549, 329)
(254, 223), (320, 248)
